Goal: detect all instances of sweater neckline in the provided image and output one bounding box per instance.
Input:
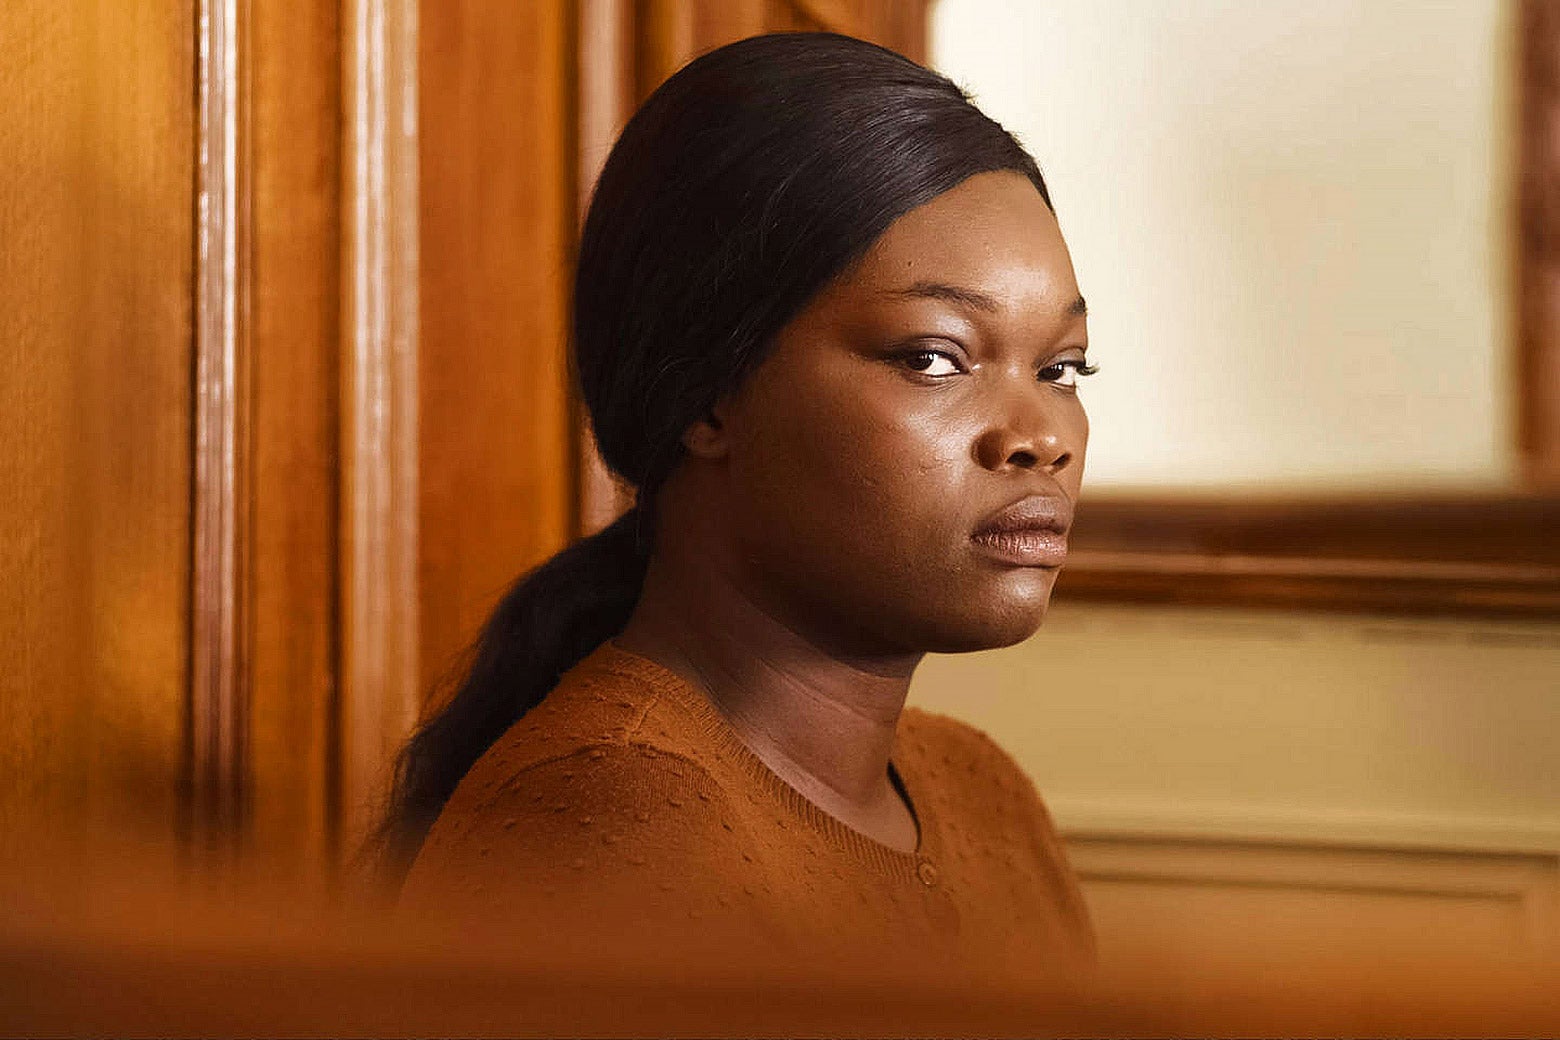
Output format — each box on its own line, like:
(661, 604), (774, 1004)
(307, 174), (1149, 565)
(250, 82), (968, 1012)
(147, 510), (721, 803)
(587, 640), (939, 883)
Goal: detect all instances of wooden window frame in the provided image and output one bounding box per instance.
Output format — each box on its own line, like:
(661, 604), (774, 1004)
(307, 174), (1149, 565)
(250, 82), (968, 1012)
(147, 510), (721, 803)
(1059, 1), (1560, 619)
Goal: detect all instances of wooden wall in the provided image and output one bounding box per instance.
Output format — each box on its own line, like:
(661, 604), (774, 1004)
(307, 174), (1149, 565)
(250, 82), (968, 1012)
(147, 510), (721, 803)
(245, 0), (343, 866)
(0, 4), (195, 848)
(0, 0), (931, 865)
(417, 3), (575, 709)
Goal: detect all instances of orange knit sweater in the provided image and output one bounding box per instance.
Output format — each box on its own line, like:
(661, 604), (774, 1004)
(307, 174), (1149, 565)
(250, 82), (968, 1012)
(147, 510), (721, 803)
(400, 641), (1093, 975)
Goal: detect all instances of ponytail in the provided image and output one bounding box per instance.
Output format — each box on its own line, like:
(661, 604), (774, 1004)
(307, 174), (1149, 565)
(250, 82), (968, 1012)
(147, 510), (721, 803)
(373, 505), (652, 880)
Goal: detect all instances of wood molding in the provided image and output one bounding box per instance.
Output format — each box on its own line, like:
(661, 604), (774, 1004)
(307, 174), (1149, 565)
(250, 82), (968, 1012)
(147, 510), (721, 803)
(1053, 798), (1560, 858)
(1520, 0), (1560, 488)
(576, 0), (636, 536)
(190, 0), (254, 845)
(1059, 493), (1560, 616)
(1068, 837), (1560, 901)
(340, 0), (419, 855)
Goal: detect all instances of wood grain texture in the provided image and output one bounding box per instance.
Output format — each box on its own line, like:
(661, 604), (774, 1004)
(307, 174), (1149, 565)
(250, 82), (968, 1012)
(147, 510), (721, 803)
(418, 1), (575, 702)
(647, 0), (931, 91)
(0, 2), (195, 845)
(245, 0), (342, 867)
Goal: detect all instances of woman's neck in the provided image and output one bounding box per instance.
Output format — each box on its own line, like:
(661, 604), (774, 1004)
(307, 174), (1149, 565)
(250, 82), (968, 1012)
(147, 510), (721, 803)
(614, 541), (922, 850)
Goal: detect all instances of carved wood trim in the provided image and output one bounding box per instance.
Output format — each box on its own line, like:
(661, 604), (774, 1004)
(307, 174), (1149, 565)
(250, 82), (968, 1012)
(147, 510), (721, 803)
(339, 0), (420, 853)
(576, 0), (636, 536)
(190, 0), (253, 845)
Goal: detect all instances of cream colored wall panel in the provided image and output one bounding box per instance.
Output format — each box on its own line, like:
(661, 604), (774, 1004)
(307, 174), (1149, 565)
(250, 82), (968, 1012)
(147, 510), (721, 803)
(911, 602), (1560, 854)
(1067, 838), (1559, 971)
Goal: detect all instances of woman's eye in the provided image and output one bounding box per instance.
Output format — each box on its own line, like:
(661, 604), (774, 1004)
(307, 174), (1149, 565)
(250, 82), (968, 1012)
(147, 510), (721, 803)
(900, 349), (963, 377)
(1039, 359), (1098, 388)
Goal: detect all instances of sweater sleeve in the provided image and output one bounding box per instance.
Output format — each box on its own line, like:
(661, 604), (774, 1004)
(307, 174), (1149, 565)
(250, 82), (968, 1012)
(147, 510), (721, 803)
(399, 742), (781, 951)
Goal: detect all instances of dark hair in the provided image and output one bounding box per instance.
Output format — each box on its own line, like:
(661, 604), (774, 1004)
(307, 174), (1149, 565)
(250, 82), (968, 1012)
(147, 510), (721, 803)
(374, 31), (1050, 878)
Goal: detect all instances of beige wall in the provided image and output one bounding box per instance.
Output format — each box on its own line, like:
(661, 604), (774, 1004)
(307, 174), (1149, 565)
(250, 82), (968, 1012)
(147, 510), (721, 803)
(911, 603), (1560, 854)
(909, 604), (1560, 964)
(931, 0), (1515, 492)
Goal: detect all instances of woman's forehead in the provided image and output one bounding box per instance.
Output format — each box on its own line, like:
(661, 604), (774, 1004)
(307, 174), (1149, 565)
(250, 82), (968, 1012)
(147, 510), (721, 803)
(841, 171), (1079, 320)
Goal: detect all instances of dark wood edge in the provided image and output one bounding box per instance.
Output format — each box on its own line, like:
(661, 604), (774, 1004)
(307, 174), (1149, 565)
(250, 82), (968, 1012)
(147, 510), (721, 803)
(1058, 493), (1560, 617)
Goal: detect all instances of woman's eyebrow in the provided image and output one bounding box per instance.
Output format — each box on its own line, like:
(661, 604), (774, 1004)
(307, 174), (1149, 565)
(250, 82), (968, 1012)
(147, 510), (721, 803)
(887, 281), (1001, 312)
(885, 281), (1088, 318)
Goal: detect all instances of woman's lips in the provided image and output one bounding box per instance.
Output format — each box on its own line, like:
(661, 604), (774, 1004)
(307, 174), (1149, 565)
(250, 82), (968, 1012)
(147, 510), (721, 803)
(969, 527), (1069, 567)
(970, 494), (1073, 567)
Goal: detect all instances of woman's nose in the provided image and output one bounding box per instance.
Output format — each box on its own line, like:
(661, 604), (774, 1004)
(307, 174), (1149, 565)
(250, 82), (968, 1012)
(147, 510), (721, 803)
(972, 393), (1075, 474)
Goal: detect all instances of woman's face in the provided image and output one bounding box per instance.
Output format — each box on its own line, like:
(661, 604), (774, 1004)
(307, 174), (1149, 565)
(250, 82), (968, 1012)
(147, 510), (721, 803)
(703, 170), (1089, 656)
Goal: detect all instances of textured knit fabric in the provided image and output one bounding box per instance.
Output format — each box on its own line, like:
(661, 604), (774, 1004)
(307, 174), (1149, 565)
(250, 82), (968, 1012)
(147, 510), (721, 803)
(400, 641), (1094, 975)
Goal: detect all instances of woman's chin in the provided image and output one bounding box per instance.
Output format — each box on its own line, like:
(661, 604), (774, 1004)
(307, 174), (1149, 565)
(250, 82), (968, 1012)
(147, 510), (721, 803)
(918, 583), (1057, 654)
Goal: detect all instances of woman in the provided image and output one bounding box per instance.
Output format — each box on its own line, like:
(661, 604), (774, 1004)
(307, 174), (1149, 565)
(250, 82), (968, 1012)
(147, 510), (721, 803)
(390, 32), (1095, 973)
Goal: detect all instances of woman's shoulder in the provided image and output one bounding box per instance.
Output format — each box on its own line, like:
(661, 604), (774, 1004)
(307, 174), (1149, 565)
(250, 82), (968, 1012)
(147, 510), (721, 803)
(896, 705), (1039, 797)
(414, 644), (731, 847)
(400, 643), (753, 904)
(401, 754), (748, 936)
(434, 642), (710, 798)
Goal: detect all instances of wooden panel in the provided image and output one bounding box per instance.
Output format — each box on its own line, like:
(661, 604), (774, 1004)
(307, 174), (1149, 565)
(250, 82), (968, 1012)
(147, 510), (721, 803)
(684, 0), (929, 64)
(0, 3), (196, 843)
(418, 1), (576, 699)
(245, 0), (342, 866)
(1068, 837), (1560, 975)
(654, 0), (932, 89)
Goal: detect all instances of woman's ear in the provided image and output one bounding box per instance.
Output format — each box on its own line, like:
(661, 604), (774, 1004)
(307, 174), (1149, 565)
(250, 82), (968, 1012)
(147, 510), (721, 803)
(680, 398), (731, 460)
